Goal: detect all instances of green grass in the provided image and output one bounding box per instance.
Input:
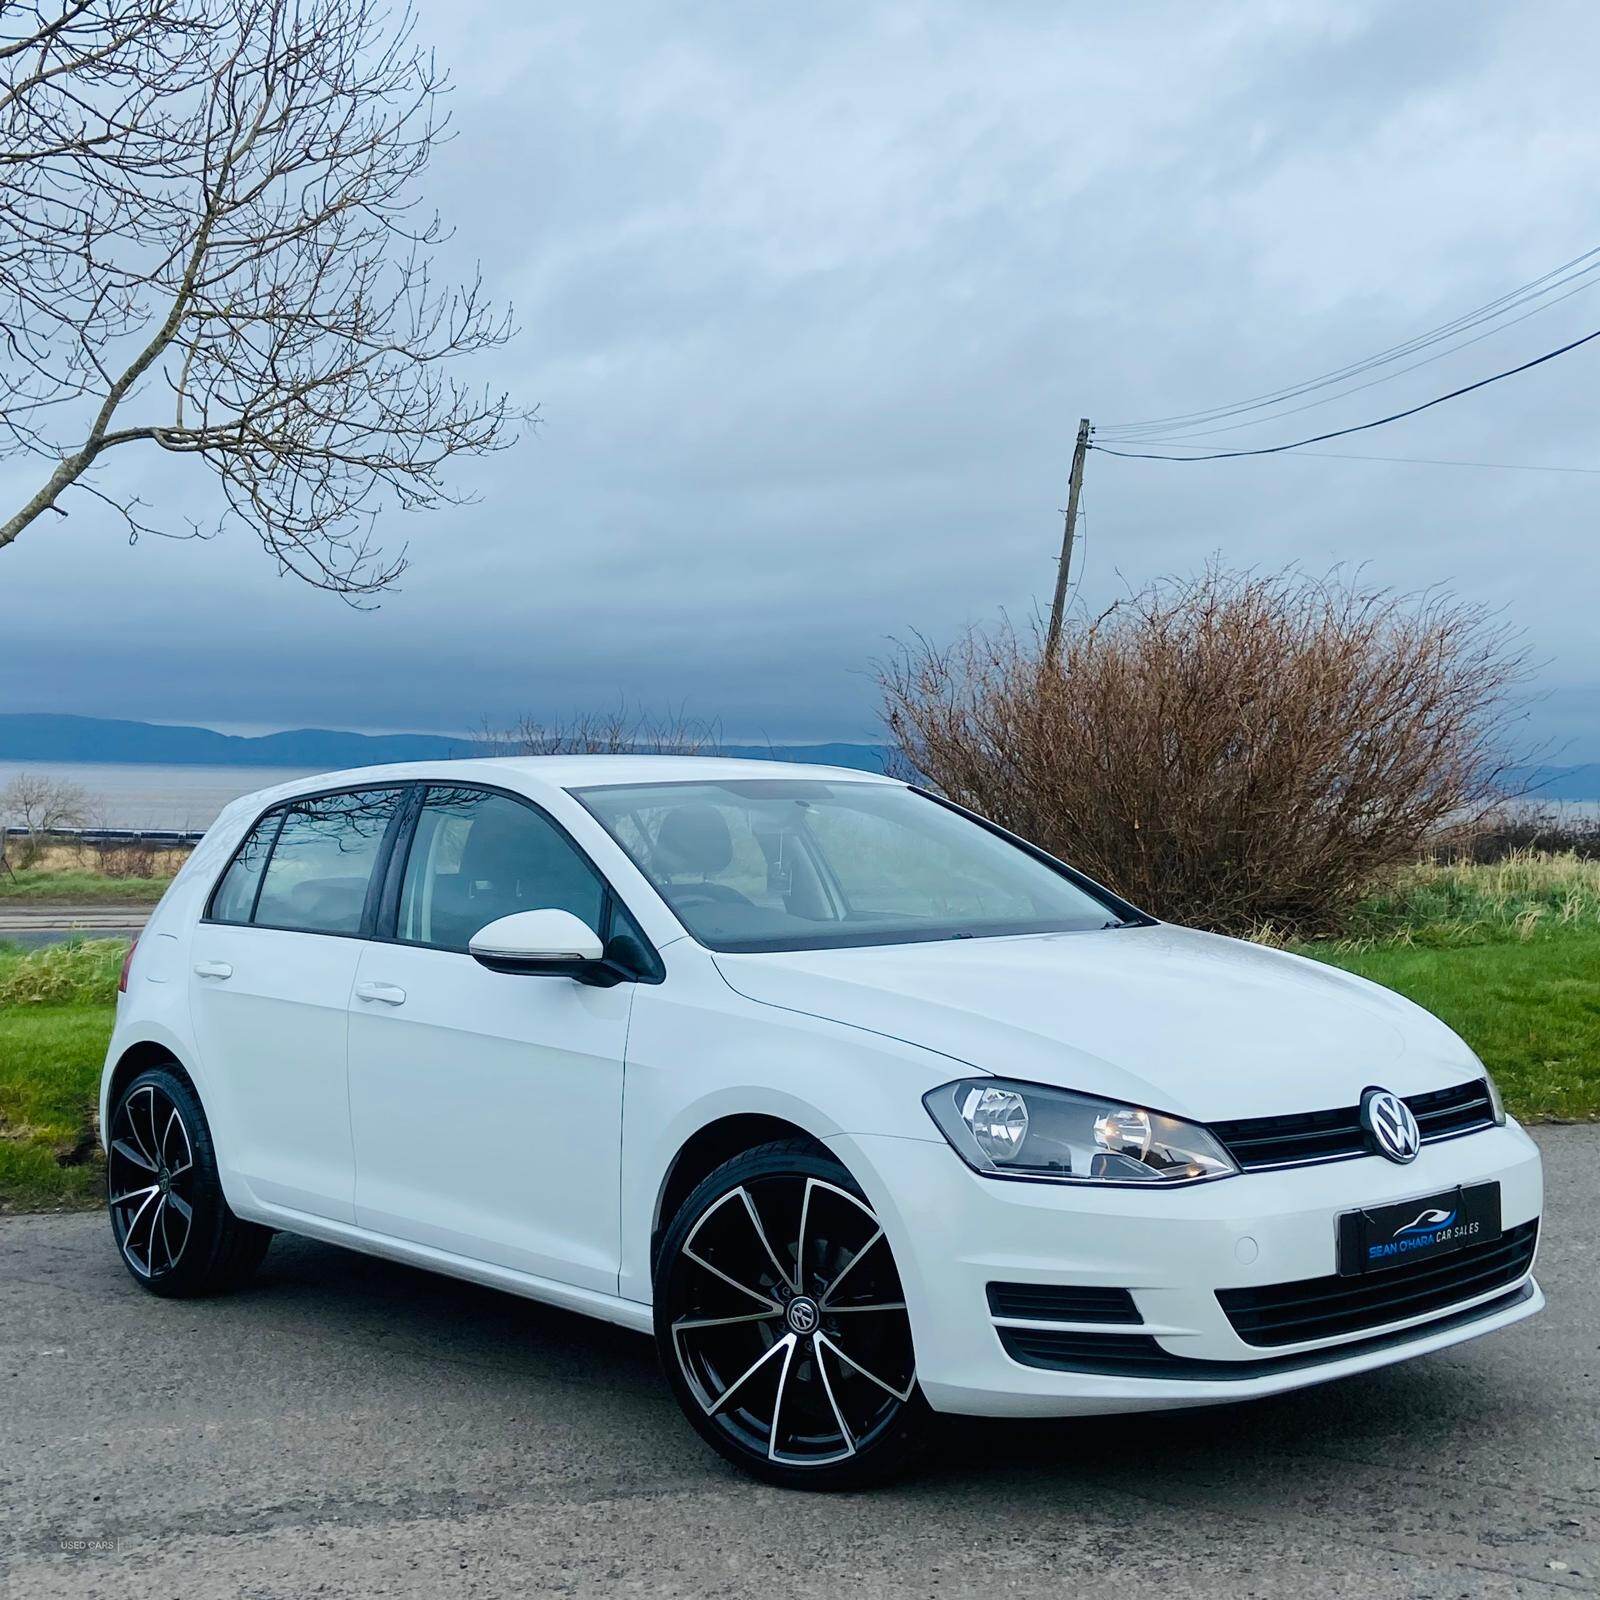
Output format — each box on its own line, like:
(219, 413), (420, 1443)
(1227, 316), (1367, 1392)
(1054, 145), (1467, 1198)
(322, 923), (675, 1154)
(1297, 930), (1600, 1123)
(1264, 854), (1600, 1123)
(0, 867), (176, 903)
(0, 1003), (113, 1211)
(0, 937), (125, 1007)
(1324, 851), (1600, 948)
(0, 940), (124, 1211)
(1270, 856), (1600, 1123)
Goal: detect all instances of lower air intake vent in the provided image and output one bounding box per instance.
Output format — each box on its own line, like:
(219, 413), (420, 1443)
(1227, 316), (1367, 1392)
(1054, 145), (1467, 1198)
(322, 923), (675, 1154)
(986, 1284), (1140, 1323)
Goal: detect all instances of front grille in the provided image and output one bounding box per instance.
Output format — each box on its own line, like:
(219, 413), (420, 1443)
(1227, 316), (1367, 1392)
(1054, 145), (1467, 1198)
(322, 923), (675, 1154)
(997, 1282), (1534, 1378)
(1409, 1080), (1498, 1139)
(986, 1283), (1140, 1323)
(1217, 1220), (1538, 1347)
(1212, 1078), (1496, 1171)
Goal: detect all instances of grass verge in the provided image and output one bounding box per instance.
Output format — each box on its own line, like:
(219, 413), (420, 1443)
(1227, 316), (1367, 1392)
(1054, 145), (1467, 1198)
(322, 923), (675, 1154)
(0, 840), (184, 904)
(0, 1002), (113, 1211)
(1315, 850), (1600, 948)
(1277, 854), (1600, 1123)
(0, 867), (175, 904)
(0, 941), (122, 1212)
(1299, 931), (1600, 1123)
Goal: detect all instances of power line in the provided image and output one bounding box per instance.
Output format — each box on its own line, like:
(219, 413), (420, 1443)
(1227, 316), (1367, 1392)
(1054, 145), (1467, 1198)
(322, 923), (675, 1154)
(1103, 268), (1600, 447)
(1102, 246), (1600, 434)
(1303, 450), (1600, 475)
(1088, 325), (1600, 462)
(1100, 444), (1600, 475)
(1098, 242), (1600, 438)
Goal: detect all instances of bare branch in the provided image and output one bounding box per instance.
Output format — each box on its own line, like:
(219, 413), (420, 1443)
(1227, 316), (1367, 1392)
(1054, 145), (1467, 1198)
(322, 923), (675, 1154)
(0, 0), (528, 593)
(1, 770), (92, 865)
(484, 703), (725, 758)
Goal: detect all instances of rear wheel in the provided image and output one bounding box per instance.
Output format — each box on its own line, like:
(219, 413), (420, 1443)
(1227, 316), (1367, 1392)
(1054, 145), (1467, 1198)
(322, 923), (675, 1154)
(108, 1066), (271, 1296)
(655, 1141), (928, 1488)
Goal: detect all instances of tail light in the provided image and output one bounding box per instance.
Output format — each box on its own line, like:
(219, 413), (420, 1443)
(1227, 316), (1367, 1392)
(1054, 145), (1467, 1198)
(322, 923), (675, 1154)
(118, 935), (139, 994)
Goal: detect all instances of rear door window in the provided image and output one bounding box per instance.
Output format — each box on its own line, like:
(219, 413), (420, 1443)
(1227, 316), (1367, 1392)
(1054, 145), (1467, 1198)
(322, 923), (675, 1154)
(250, 789), (405, 936)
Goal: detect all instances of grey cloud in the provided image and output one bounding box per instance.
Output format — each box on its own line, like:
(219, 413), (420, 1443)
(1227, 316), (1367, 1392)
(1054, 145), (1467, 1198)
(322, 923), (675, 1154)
(3, 0), (1596, 754)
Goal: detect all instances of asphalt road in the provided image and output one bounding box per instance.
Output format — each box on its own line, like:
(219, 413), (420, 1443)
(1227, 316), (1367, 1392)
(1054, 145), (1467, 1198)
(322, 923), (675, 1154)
(0, 905), (150, 949)
(2, 1127), (1595, 1599)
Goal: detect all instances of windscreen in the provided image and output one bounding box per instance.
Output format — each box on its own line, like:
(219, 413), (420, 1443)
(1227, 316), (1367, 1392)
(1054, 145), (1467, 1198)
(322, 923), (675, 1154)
(572, 779), (1124, 952)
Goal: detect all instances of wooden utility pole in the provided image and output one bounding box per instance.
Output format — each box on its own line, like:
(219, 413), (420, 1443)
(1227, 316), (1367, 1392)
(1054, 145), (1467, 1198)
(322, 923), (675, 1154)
(1045, 417), (1091, 657)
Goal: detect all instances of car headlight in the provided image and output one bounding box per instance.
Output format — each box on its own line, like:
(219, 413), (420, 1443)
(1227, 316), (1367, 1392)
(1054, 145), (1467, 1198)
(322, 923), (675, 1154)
(923, 1078), (1239, 1185)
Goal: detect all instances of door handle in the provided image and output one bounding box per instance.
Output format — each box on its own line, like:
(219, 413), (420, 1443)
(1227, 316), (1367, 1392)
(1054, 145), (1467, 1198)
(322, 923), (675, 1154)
(355, 981), (407, 1007)
(193, 960), (233, 980)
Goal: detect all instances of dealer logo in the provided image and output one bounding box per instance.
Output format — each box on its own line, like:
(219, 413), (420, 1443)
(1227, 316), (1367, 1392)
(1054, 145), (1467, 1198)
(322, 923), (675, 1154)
(1395, 1206), (1455, 1236)
(1361, 1088), (1421, 1164)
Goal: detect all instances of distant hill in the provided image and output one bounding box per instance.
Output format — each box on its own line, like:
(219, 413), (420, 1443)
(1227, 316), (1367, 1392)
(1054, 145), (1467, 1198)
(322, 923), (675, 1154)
(0, 713), (891, 774)
(5, 714), (1596, 795)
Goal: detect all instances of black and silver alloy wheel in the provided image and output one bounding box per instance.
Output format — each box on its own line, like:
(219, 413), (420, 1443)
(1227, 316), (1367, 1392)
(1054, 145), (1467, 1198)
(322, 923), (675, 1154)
(109, 1081), (197, 1279)
(656, 1142), (927, 1487)
(106, 1065), (272, 1297)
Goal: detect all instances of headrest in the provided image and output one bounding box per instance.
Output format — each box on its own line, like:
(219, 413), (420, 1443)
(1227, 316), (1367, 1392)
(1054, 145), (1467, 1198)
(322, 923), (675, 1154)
(458, 808), (525, 881)
(654, 804), (734, 877)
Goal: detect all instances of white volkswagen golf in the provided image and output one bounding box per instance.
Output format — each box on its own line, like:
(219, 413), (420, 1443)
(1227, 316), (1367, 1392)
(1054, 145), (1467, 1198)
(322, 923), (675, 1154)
(102, 756), (1543, 1487)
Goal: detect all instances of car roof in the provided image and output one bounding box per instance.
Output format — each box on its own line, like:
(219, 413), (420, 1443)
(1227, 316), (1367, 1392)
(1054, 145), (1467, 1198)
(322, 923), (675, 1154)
(233, 753), (900, 811)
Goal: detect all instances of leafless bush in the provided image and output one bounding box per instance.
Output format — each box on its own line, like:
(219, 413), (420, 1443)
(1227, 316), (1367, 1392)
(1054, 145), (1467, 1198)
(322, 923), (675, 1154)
(486, 704), (723, 758)
(93, 838), (161, 877)
(0, 773), (92, 865)
(1, 0), (527, 594)
(879, 567), (1531, 935)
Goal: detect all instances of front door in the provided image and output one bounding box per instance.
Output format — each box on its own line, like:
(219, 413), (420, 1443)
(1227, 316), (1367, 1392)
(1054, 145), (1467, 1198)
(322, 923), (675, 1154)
(346, 786), (631, 1293)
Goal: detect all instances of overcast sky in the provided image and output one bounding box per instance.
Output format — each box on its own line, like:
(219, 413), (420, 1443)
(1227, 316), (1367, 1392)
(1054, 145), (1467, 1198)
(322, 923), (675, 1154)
(4, 0), (1598, 755)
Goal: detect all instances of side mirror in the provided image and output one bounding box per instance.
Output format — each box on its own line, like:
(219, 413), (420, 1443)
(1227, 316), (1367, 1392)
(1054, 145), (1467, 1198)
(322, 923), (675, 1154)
(469, 909), (605, 977)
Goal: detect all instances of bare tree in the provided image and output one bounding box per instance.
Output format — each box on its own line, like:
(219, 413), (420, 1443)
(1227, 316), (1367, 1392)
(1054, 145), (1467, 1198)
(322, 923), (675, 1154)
(486, 704), (723, 758)
(0, 0), (525, 595)
(880, 567), (1532, 936)
(1, 771), (92, 863)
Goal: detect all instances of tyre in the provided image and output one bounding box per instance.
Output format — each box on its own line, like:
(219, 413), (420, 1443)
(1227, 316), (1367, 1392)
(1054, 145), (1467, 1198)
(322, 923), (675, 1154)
(655, 1140), (929, 1488)
(107, 1065), (272, 1297)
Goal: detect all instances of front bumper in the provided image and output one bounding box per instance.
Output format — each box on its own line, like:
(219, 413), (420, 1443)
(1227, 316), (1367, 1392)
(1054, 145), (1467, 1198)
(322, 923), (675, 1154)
(830, 1119), (1543, 1417)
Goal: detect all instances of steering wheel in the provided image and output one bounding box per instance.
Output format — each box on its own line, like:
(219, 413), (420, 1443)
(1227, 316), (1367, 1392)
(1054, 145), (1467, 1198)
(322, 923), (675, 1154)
(672, 882), (753, 907)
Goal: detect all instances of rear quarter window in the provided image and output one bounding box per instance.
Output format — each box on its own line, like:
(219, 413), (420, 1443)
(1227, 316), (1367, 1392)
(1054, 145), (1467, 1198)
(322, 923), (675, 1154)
(208, 809), (284, 924)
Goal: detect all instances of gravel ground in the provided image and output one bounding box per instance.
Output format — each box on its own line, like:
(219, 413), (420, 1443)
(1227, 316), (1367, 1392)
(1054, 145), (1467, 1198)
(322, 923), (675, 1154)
(1, 1126), (1595, 1599)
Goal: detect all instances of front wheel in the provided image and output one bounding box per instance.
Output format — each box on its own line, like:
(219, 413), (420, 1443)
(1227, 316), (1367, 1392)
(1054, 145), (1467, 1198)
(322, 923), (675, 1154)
(107, 1066), (271, 1296)
(655, 1141), (929, 1488)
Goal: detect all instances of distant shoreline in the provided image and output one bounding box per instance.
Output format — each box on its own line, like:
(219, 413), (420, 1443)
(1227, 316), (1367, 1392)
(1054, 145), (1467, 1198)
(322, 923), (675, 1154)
(0, 711), (890, 773)
(0, 723), (892, 830)
(0, 760), (322, 831)
(5, 754), (1599, 836)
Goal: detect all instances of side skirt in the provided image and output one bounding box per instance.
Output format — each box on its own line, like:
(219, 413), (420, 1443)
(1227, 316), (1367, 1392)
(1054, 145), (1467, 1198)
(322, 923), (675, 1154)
(240, 1201), (656, 1334)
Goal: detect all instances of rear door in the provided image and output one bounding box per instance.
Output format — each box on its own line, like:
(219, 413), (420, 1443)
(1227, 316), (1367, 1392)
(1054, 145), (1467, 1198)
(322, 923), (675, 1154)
(188, 787), (407, 1221)
(346, 784), (633, 1293)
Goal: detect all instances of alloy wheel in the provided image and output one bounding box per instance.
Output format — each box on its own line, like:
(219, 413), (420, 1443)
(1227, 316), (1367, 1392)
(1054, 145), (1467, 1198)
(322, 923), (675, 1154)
(667, 1175), (916, 1469)
(109, 1082), (196, 1279)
